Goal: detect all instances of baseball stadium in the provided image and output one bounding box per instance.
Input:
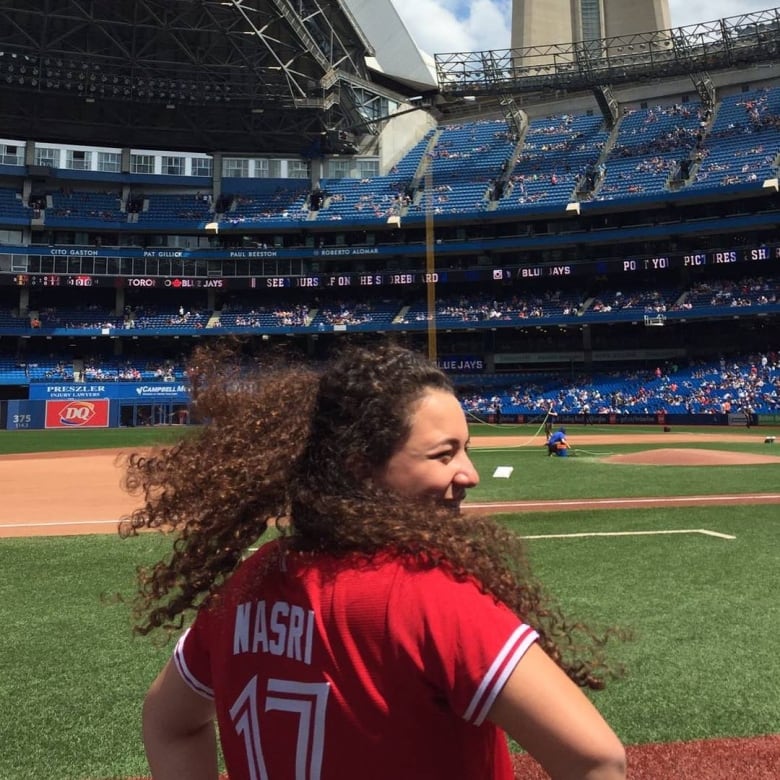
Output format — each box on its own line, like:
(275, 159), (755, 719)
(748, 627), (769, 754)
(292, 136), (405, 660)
(0, 1), (778, 777)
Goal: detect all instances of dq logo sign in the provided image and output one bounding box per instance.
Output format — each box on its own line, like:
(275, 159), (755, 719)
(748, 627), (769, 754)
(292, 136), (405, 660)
(45, 399), (110, 429)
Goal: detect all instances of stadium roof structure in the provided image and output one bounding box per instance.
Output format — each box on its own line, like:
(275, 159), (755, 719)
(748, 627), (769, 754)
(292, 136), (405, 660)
(0, 0), (434, 156)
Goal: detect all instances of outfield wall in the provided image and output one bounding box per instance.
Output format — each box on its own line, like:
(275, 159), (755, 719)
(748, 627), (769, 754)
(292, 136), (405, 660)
(1, 391), (763, 430)
(476, 412), (760, 427)
(3, 382), (191, 430)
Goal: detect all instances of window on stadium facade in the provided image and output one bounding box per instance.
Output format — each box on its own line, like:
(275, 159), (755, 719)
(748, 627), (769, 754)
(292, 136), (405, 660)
(254, 158), (270, 178)
(97, 151), (121, 173)
(288, 160), (310, 179)
(162, 156), (185, 176)
(191, 157), (213, 177)
(131, 154), (155, 174)
(35, 147), (59, 168)
(223, 158), (250, 178)
(66, 149), (91, 171)
(357, 159), (380, 178)
(580, 0), (603, 41)
(1, 144), (23, 166)
(329, 159), (352, 179)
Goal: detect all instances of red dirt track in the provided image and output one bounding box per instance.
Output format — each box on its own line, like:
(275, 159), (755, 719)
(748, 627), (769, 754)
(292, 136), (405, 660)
(2, 431), (778, 778)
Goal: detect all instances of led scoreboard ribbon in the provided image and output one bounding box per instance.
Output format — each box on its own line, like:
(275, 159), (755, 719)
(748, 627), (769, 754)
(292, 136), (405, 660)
(2, 243), (777, 288)
(13, 274), (99, 287)
(5, 268), (512, 289)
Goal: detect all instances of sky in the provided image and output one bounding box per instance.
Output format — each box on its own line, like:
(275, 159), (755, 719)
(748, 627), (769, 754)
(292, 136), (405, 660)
(389, 0), (776, 56)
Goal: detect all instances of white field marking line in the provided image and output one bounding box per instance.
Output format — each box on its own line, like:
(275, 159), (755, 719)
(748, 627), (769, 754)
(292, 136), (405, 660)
(0, 519), (118, 529)
(249, 528), (736, 553)
(466, 494), (780, 509)
(470, 446), (546, 453)
(520, 529), (736, 541)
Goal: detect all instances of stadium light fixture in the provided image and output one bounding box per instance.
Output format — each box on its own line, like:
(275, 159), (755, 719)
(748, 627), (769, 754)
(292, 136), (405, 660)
(762, 177), (778, 191)
(565, 202), (580, 215)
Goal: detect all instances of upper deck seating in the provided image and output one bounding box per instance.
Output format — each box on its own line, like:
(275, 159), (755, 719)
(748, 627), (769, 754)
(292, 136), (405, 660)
(687, 87), (780, 191)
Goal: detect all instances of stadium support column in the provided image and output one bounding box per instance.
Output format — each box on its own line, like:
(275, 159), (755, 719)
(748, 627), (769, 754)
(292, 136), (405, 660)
(690, 72), (715, 112)
(212, 152), (223, 205)
(581, 324), (592, 370)
(310, 157), (323, 191)
(500, 94), (527, 141)
(592, 84), (620, 129)
(115, 286), (125, 320)
(18, 286), (29, 316)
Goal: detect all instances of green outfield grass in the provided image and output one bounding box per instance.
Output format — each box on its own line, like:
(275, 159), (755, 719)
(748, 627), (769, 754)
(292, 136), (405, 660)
(0, 424), (778, 778)
(0, 426), (190, 455)
(1, 421), (777, 457)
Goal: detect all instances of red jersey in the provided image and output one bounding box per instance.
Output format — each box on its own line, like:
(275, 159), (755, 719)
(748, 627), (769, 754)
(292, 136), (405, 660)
(175, 541), (538, 780)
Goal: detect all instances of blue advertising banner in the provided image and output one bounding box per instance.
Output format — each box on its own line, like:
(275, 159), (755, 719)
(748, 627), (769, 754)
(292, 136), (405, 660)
(28, 382), (190, 402)
(6, 400), (42, 430)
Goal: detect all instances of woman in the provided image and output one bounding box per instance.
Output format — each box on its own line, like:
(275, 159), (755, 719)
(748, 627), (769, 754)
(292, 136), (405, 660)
(123, 342), (625, 779)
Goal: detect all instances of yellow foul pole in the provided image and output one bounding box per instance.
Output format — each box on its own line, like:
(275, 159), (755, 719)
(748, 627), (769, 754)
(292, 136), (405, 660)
(425, 165), (437, 363)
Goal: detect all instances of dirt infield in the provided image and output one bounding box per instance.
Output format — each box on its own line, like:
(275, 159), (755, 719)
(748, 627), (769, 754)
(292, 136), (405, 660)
(605, 447), (780, 465)
(2, 432), (778, 535)
(2, 432), (778, 778)
(511, 734), (780, 779)
(0, 449), (139, 537)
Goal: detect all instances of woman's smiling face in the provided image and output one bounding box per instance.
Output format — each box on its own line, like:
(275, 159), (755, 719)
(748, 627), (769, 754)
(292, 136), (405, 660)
(379, 389), (479, 509)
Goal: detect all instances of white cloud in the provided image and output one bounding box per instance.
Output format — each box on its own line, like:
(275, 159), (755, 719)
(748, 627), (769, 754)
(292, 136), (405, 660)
(390, 0), (511, 55)
(390, 0), (776, 55)
(671, 2), (773, 29)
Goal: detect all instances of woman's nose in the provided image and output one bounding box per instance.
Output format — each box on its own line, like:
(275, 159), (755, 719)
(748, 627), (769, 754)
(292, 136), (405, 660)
(455, 454), (479, 487)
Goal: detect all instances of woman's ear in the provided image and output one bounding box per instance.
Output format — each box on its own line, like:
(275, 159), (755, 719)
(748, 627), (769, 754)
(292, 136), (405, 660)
(344, 452), (375, 485)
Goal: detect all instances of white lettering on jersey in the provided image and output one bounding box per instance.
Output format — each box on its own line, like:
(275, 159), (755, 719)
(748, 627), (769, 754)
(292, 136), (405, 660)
(234, 600), (315, 666)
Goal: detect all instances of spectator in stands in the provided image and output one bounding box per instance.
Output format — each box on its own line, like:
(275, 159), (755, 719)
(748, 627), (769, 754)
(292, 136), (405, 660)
(127, 342), (625, 780)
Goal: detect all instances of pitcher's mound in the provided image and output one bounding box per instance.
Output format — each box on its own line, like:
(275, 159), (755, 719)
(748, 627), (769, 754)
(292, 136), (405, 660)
(606, 448), (780, 466)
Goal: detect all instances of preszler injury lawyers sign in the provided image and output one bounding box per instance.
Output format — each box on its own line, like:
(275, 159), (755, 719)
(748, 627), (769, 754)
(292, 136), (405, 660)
(30, 383), (189, 402)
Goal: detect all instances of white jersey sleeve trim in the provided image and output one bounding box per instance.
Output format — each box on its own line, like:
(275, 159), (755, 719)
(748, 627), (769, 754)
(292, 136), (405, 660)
(173, 627), (215, 700)
(463, 623), (538, 726)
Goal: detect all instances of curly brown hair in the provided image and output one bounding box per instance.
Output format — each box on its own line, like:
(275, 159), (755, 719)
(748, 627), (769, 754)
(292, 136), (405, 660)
(121, 339), (623, 689)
